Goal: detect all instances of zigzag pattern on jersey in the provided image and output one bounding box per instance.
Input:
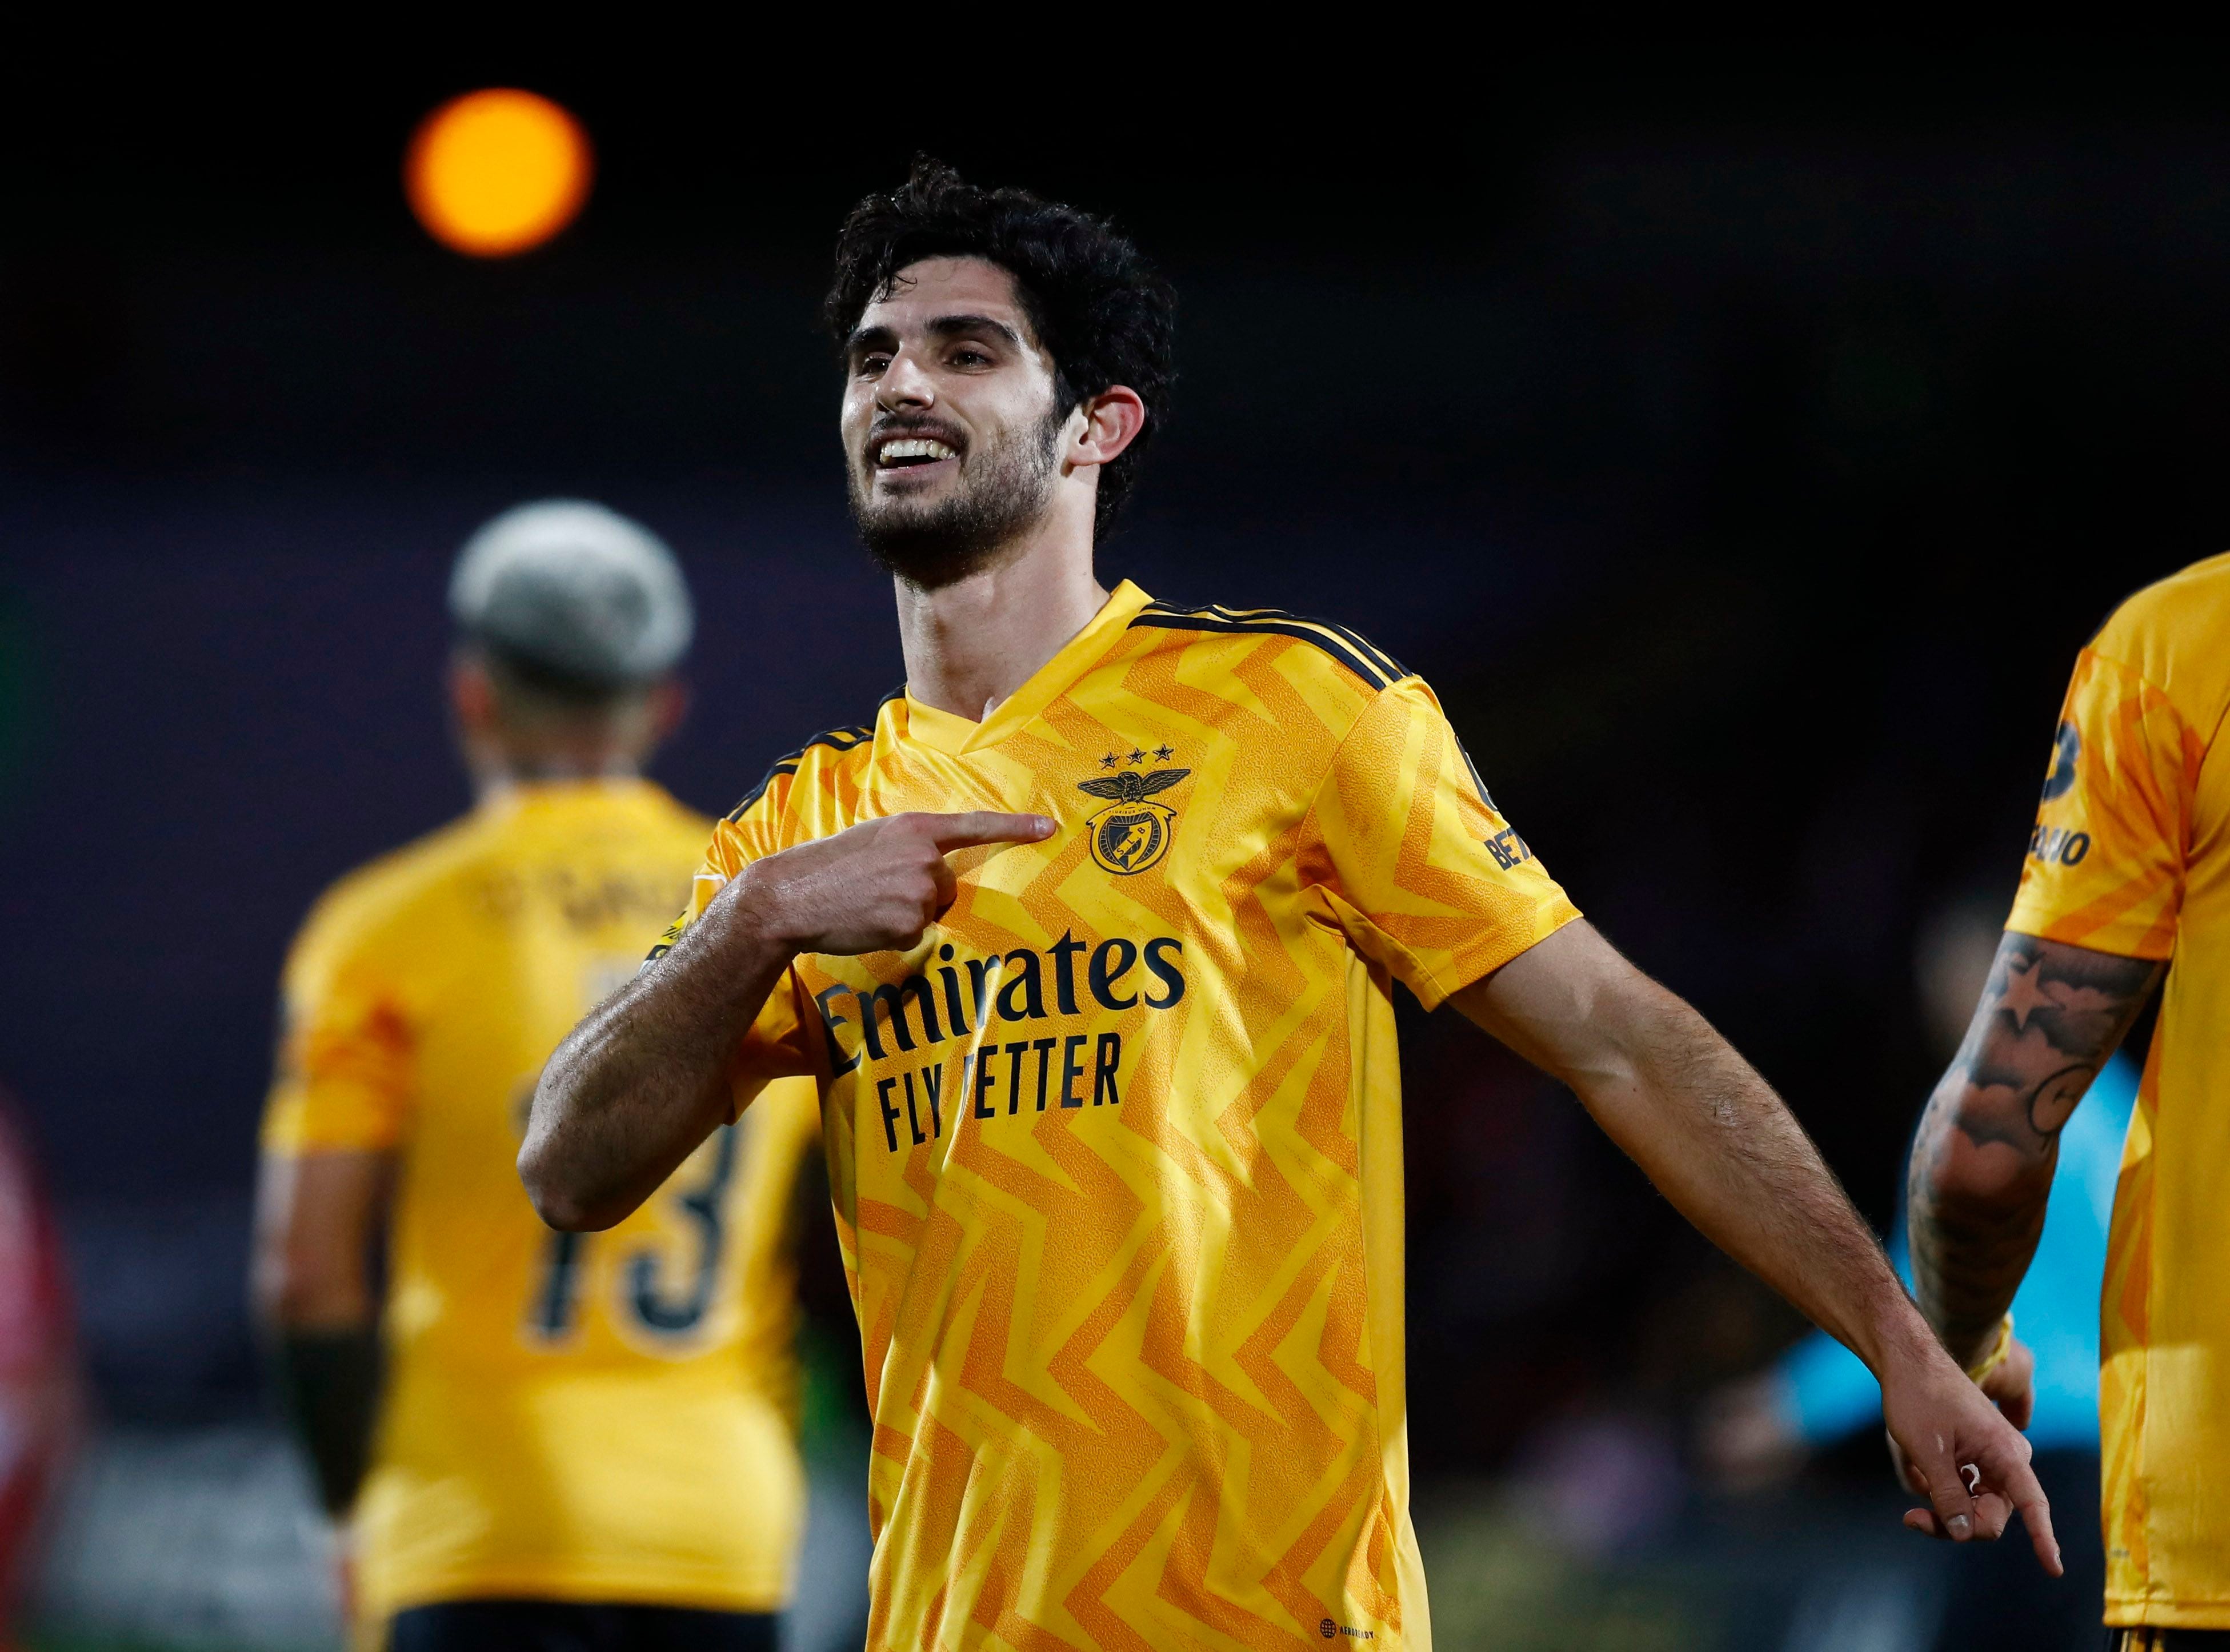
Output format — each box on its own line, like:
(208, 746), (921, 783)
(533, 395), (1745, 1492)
(725, 687), (904, 823)
(1131, 602), (1504, 809)
(835, 631), (1415, 1651)
(1128, 600), (1409, 691)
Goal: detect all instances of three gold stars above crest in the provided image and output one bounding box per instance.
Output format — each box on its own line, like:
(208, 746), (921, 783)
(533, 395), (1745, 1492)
(1099, 744), (1176, 768)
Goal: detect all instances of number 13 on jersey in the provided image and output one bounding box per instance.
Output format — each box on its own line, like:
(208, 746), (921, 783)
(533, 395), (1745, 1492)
(527, 1125), (742, 1346)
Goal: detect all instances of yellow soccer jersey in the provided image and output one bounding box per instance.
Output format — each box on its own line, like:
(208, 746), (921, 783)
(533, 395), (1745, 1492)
(659, 582), (1579, 1652)
(2007, 552), (2230, 1629)
(262, 779), (820, 1630)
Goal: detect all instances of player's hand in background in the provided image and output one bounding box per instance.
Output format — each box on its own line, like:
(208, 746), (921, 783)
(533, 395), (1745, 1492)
(735, 811), (1053, 956)
(1977, 1335), (2036, 1432)
(328, 1522), (358, 1627)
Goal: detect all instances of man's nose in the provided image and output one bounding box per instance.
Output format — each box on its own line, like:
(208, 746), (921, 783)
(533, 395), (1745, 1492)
(876, 348), (936, 411)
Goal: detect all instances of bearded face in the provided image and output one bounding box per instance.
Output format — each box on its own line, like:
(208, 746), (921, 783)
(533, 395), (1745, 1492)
(839, 258), (1078, 591)
(847, 397), (1066, 590)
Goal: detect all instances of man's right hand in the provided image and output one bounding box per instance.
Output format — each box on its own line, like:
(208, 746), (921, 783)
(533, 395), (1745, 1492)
(522, 808), (1053, 1233)
(735, 811), (1053, 956)
(329, 1522), (358, 1626)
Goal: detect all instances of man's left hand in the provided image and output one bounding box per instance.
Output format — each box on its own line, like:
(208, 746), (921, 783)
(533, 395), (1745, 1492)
(1882, 1340), (2060, 1574)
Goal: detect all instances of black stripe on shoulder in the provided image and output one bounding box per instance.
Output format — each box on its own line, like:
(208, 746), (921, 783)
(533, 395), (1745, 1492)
(1131, 602), (1406, 690)
(1174, 603), (1407, 683)
(1130, 612), (1390, 689)
(1139, 601), (1408, 680)
(725, 699), (894, 823)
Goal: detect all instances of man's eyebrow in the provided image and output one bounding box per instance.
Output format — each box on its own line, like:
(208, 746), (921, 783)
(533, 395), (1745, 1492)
(926, 313), (1024, 348)
(845, 323), (898, 355)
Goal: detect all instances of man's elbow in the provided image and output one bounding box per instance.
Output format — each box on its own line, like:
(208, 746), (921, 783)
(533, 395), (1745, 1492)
(1917, 1125), (2053, 1221)
(516, 1137), (624, 1233)
(1917, 1119), (2051, 1239)
(251, 1250), (372, 1332)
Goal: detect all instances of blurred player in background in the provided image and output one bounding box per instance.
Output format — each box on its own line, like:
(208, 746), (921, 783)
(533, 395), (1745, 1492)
(1906, 552), (2230, 1647)
(253, 502), (821, 1652)
(0, 1085), (73, 1649)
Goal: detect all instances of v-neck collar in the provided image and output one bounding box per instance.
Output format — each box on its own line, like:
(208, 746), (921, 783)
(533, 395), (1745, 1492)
(899, 580), (1152, 756)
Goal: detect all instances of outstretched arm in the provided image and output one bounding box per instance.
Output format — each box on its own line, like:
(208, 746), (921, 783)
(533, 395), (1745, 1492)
(1454, 920), (2060, 1571)
(520, 810), (1051, 1232)
(1907, 931), (2161, 1368)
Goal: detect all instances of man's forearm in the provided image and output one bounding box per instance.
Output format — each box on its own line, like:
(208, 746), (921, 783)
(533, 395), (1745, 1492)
(521, 883), (798, 1230)
(1413, 922), (2067, 1557)
(521, 808), (1054, 1229)
(1592, 984), (1922, 1370)
(1908, 1168), (2047, 1369)
(251, 1151), (392, 1517)
(1907, 931), (2160, 1365)
(270, 1325), (382, 1517)
(1458, 928), (1920, 1370)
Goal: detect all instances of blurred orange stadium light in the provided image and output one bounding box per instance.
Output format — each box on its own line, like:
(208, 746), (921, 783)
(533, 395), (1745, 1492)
(404, 89), (591, 257)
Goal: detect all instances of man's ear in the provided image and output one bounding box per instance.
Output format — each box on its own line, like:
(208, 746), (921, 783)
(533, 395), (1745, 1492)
(1070, 387), (1147, 469)
(646, 679), (688, 745)
(450, 655), (497, 733)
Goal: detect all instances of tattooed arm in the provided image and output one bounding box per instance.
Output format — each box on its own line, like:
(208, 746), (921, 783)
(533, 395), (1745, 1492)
(1907, 930), (2163, 1369)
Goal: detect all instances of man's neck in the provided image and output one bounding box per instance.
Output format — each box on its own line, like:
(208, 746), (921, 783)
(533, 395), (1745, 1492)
(895, 527), (1109, 722)
(469, 748), (642, 804)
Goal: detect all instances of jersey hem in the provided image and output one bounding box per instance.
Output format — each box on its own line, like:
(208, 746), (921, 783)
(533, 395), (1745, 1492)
(2104, 1601), (2230, 1630)
(262, 1112), (406, 1155)
(2001, 915), (2178, 964)
(370, 1562), (791, 1621)
(1419, 897), (1585, 1010)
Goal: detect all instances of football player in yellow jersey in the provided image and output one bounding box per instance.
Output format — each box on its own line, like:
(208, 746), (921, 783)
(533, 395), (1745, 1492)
(522, 161), (2056, 1652)
(1906, 554), (2230, 1647)
(253, 502), (822, 1652)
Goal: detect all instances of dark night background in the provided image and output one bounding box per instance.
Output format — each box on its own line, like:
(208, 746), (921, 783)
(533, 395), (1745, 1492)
(0, 43), (2220, 1578)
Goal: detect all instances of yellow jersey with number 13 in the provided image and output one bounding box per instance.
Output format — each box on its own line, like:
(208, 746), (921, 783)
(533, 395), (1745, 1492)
(262, 779), (820, 1633)
(2008, 552), (2230, 1630)
(658, 582), (1580, 1652)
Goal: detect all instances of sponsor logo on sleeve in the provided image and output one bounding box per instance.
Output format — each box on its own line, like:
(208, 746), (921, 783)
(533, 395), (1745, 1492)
(2028, 824), (2091, 868)
(1484, 825), (1534, 870)
(2041, 720), (2081, 802)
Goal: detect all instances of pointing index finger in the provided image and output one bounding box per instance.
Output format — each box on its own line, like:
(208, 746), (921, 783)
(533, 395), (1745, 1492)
(1993, 1444), (2063, 1576)
(928, 812), (1057, 852)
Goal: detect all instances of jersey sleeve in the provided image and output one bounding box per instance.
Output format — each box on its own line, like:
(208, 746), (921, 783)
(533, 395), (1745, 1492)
(2005, 641), (2200, 960)
(651, 805), (824, 1119)
(1302, 676), (1581, 1008)
(261, 904), (414, 1156)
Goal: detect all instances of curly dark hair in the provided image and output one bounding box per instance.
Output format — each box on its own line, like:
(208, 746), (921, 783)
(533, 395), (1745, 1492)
(824, 157), (1176, 534)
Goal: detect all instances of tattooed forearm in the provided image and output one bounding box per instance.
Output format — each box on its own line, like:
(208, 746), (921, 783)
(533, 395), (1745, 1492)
(1907, 931), (2162, 1365)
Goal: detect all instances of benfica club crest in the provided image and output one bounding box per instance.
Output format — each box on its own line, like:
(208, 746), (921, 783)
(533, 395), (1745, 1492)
(1076, 768), (1188, 876)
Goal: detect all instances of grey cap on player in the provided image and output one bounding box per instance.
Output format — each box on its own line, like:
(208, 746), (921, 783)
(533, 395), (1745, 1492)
(449, 500), (694, 689)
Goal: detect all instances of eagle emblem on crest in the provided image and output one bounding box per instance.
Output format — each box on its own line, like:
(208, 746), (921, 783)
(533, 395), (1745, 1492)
(1076, 768), (1188, 875)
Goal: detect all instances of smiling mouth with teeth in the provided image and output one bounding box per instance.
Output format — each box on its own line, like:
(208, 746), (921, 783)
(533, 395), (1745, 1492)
(875, 438), (959, 469)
